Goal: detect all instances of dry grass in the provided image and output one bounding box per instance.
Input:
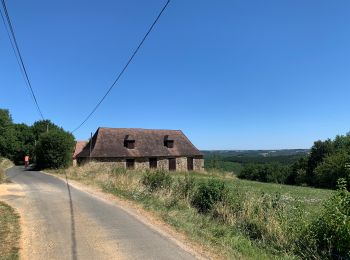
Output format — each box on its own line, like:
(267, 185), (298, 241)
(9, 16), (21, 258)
(0, 158), (14, 184)
(0, 201), (20, 260)
(53, 163), (327, 259)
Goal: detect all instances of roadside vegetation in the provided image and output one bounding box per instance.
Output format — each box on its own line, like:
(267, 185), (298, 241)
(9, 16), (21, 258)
(0, 157), (20, 260)
(53, 163), (349, 259)
(0, 157), (13, 184)
(0, 108), (75, 169)
(0, 201), (20, 260)
(206, 133), (350, 191)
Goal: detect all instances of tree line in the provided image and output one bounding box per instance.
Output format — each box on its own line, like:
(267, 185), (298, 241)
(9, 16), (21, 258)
(0, 109), (75, 169)
(238, 134), (350, 190)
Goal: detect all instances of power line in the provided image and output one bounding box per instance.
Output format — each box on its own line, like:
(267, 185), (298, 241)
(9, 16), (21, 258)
(0, 7), (40, 117)
(71, 0), (171, 133)
(1, 0), (45, 120)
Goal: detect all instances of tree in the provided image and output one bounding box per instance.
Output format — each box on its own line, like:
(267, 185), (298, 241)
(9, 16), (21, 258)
(0, 109), (19, 160)
(32, 120), (61, 140)
(307, 140), (334, 185)
(314, 152), (350, 190)
(13, 123), (35, 164)
(35, 130), (75, 169)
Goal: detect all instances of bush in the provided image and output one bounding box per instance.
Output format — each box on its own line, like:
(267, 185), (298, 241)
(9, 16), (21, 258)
(142, 170), (172, 192)
(314, 152), (350, 190)
(191, 179), (227, 213)
(302, 179), (350, 259)
(175, 174), (196, 199)
(35, 130), (75, 169)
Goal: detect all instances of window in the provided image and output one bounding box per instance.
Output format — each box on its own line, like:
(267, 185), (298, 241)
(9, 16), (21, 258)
(126, 159), (135, 169)
(124, 140), (135, 149)
(164, 135), (174, 148)
(149, 158), (157, 169)
(168, 158), (176, 171)
(164, 140), (174, 148)
(187, 157), (194, 171)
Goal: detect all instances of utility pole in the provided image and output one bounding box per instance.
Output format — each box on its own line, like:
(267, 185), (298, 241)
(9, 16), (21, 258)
(46, 123), (49, 133)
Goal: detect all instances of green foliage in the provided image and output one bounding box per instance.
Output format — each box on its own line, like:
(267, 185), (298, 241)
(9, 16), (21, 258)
(302, 179), (350, 259)
(35, 130), (75, 169)
(314, 152), (350, 189)
(205, 157), (243, 174)
(238, 163), (290, 184)
(191, 179), (227, 213)
(32, 120), (61, 140)
(142, 170), (173, 192)
(12, 123), (35, 164)
(307, 139), (335, 184)
(175, 173), (196, 200)
(0, 108), (76, 168)
(0, 109), (18, 160)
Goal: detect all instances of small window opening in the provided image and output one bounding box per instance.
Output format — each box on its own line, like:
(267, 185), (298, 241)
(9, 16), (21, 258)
(126, 159), (135, 169)
(124, 140), (135, 149)
(124, 135), (135, 149)
(164, 135), (174, 148)
(149, 158), (157, 169)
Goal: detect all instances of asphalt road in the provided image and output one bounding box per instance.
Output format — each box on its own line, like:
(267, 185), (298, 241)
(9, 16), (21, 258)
(3, 166), (196, 260)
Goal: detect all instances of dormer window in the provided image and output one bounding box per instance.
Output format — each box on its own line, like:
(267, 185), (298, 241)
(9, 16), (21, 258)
(124, 135), (135, 149)
(164, 135), (174, 148)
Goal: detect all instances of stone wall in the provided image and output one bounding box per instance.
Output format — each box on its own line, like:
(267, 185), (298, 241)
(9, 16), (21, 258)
(176, 157), (188, 171)
(194, 158), (204, 172)
(157, 158), (168, 170)
(77, 156), (204, 172)
(134, 158), (149, 170)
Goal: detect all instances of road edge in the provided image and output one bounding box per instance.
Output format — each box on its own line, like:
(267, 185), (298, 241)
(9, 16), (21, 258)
(41, 170), (210, 260)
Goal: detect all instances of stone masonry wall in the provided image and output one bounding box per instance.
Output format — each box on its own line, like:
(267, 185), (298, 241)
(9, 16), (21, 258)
(194, 158), (204, 172)
(175, 157), (188, 171)
(78, 157), (204, 172)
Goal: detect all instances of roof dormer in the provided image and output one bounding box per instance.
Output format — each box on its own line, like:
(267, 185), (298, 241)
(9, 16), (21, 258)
(124, 135), (135, 149)
(164, 135), (174, 148)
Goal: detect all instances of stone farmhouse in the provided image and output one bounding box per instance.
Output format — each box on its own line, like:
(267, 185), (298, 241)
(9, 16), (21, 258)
(75, 127), (204, 171)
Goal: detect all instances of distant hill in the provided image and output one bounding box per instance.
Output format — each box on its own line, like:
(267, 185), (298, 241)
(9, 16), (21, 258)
(202, 149), (310, 165)
(202, 149), (309, 158)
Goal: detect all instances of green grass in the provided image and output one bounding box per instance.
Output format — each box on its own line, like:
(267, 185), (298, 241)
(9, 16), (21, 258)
(0, 202), (20, 260)
(54, 163), (333, 259)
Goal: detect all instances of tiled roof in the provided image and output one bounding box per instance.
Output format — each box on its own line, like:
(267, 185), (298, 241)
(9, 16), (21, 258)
(73, 141), (88, 159)
(77, 128), (203, 158)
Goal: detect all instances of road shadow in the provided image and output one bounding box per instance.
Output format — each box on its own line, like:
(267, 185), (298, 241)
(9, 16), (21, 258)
(65, 174), (78, 260)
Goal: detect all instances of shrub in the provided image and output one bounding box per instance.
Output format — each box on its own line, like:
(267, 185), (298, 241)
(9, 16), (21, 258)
(314, 152), (350, 190)
(175, 174), (196, 201)
(35, 130), (75, 169)
(302, 179), (350, 259)
(191, 179), (227, 213)
(142, 170), (172, 192)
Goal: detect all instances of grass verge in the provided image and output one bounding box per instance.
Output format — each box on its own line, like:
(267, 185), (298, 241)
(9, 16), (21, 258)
(0, 201), (20, 260)
(52, 163), (335, 259)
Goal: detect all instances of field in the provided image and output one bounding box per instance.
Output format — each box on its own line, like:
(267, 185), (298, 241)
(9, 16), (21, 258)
(54, 163), (333, 259)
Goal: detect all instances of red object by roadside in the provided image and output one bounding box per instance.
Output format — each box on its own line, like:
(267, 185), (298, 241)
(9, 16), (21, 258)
(24, 156), (29, 168)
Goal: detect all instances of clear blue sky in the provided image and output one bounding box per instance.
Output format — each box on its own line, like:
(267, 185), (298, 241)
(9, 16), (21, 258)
(1, 0), (349, 150)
